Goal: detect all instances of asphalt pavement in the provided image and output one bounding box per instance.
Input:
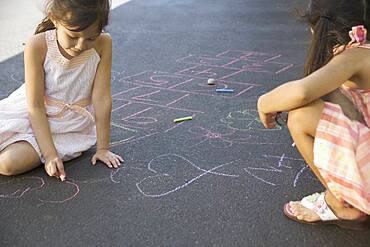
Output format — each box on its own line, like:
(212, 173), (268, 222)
(0, 0), (369, 246)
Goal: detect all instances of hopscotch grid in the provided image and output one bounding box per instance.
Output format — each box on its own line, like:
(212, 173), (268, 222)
(176, 58), (292, 72)
(131, 90), (162, 102)
(166, 93), (190, 106)
(112, 98), (205, 113)
(112, 101), (132, 112)
(121, 107), (152, 121)
(112, 86), (142, 97)
(119, 80), (257, 99)
(172, 71), (261, 86)
(121, 69), (262, 87)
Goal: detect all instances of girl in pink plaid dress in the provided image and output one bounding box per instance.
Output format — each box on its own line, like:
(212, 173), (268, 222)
(0, 0), (123, 181)
(258, 0), (370, 229)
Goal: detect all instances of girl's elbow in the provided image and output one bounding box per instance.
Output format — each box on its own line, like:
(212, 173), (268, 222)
(295, 87), (310, 106)
(92, 94), (111, 103)
(27, 105), (45, 117)
(92, 97), (112, 108)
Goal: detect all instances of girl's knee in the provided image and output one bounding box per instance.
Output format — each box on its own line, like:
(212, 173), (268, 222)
(287, 100), (324, 134)
(0, 159), (17, 176)
(287, 108), (306, 132)
(0, 142), (41, 176)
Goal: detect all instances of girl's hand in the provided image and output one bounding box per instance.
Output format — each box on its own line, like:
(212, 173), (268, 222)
(258, 111), (278, 129)
(257, 95), (278, 129)
(91, 149), (123, 168)
(44, 156), (66, 181)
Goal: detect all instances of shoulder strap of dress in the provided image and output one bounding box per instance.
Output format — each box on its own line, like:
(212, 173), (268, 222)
(45, 29), (56, 47)
(44, 29), (60, 58)
(358, 44), (370, 49)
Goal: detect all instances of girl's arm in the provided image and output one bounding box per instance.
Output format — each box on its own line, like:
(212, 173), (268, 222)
(92, 34), (112, 151)
(91, 34), (123, 168)
(258, 48), (364, 114)
(24, 34), (66, 180)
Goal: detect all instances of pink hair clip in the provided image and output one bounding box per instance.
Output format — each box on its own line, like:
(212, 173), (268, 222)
(348, 25), (367, 46)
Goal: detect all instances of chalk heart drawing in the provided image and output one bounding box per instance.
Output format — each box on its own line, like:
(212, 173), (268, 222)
(0, 163), (120, 204)
(220, 109), (281, 131)
(136, 154), (240, 198)
(0, 176), (80, 204)
(0, 176), (44, 199)
(36, 180), (80, 204)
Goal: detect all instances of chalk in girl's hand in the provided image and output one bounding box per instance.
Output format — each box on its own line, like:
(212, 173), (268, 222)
(216, 88), (234, 93)
(173, 116), (193, 123)
(291, 142), (296, 147)
(60, 175), (66, 181)
(207, 78), (216, 85)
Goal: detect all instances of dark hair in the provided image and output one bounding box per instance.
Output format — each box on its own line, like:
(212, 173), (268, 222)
(34, 0), (111, 34)
(298, 0), (367, 76)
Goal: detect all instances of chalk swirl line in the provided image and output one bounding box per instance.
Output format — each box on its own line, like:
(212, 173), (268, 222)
(136, 153), (240, 198)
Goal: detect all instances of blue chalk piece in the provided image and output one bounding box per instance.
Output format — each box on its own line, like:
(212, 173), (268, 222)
(216, 88), (234, 93)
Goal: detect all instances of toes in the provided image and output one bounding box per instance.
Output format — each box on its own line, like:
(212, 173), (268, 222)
(287, 201), (320, 222)
(289, 201), (301, 215)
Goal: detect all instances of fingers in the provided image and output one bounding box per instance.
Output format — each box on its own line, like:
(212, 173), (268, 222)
(90, 150), (125, 169)
(48, 162), (57, 177)
(116, 155), (124, 163)
(91, 155), (97, 165)
(93, 152), (124, 169)
(44, 157), (66, 181)
(259, 112), (277, 129)
(265, 113), (277, 128)
(104, 156), (122, 168)
(56, 160), (66, 181)
(45, 164), (52, 177)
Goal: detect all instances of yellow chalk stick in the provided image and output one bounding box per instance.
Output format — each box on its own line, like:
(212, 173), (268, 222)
(173, 116), (193, 123)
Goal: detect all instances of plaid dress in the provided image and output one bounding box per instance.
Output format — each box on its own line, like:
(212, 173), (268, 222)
(314, 84), (370, 214)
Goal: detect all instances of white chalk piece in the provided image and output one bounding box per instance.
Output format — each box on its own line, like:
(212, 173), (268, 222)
(216, 88), (234, 93)
(207, 78), (216, 85)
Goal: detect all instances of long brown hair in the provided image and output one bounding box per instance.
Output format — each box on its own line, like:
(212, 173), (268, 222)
(34, 0), (111, 34)
(299, 0), (367, 76)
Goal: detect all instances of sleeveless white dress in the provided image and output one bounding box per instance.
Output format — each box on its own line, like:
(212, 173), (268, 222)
(0, 29), (100, 162)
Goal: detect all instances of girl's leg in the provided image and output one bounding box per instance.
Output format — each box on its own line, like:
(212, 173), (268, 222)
(287, 100), (365, 221)
(0, 141), (41, 176)
(287, 100), (327, 188)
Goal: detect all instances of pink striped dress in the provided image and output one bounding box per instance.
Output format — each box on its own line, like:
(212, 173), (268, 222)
(314, 48), (370, 214)
(0, 29), (100, 162)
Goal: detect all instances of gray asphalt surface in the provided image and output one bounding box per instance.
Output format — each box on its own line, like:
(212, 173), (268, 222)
(1, 0), (370, 246)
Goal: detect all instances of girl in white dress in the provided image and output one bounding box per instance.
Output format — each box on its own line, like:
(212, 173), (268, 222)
(0, 0), (123, 181)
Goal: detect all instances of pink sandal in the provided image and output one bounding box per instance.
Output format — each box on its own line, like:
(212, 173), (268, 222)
(283, 192), (370, 230)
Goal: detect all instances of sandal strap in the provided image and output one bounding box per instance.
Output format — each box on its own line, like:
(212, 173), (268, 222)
(300, 192), (339, 221)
